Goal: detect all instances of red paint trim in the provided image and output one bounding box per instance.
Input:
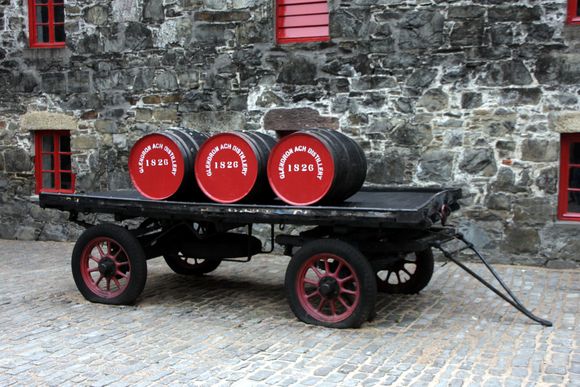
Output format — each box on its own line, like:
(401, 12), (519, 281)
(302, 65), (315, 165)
(568, 0), (580, 24)
(558, 133), (580, 221)
(28, 0), (66, 48)
(34, 131), (75, 194)
(276, 0), (330, 44)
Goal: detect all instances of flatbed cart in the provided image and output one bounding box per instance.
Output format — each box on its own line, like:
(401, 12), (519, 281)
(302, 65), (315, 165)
(39, 187), (552, 329)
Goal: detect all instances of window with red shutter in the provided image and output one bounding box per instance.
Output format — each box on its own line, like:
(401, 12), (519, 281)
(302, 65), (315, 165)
(35, 131), (75, 194)
(276, 0), (330, 44)
(558, 133), (580, 221)
(568, 0), (580, 24)
(28, 0), (66, 48)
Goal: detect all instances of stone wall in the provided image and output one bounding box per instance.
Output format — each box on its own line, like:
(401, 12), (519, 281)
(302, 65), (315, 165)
(0, 0), (579, 266)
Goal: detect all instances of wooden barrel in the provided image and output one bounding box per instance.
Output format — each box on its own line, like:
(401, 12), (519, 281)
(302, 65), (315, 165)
(267, 129), (367, 205)
(194, 131), (276, 203)
(128, 128), (207, 200)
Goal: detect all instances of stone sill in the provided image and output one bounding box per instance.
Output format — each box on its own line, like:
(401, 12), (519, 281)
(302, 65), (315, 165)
(553, 220), (580, 227)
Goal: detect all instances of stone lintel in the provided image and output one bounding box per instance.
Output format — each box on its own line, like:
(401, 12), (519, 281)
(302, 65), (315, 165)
(21, 112), (77, 131)
(549, 111), (580, 133)
(263, 108), (339, 134)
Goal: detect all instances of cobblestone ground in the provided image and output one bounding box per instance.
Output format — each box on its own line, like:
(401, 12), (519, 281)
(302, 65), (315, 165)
(0, 239), (578, 386)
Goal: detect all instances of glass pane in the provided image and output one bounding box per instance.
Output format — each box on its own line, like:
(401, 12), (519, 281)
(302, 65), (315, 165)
(568, 189), (580, 213)
(59, 135), (70, 152)
(61, 173), (72, 190)
(60, 154), (71, 171)
(54, 5), (64, 23)
(42, 154), (54, 170)
(569, 168), (580, 189)
(36, 6), (49, 23)
(570, 142), (580, 164)
(36, 25), (50, 43)
(54, 25), (65, 42)
(42, 135), (54, 152)
(43, 173), (55, 189)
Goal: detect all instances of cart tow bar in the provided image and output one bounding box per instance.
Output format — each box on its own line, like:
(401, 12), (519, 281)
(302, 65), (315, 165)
(431, 233), (552, 327)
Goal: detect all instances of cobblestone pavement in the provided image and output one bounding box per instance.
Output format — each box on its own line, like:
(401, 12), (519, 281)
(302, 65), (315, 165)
(0, 239), (578, 386)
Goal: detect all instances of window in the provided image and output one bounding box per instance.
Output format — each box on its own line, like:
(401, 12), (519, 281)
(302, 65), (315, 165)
(276, 0), (329, 44)
(568, 0), (580, 24)
(34, 131), (75, 194)
(28, 0), (66, 48)
(558, 133), (580, 220)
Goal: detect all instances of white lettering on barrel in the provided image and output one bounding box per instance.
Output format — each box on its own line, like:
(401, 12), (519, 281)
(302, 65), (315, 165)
(204, 146), (220, 177)
(277, 148), (295, 180)
(138, 145), (152, 174)
(307, 147), (324, 181)
(138, 143), (177, 175)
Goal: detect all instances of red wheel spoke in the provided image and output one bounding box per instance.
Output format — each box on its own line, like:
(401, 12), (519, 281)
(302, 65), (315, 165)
(89, 255), (101, 263)
(338, 296), (351, 309)
(112, 277), (122, 290)
(310, 265), (324, 279)
(88, 267), (100, 273)
(95, 274), (104, 287)
(304, 278), (319, 287)
(117, 261), (129, 267)
(116, 271), (129, 280)
(332, 261), (343, 276)
(341, 288), (357, 296)
(96, 243), (106, 258)
(324, 258), (330, 273)
(106, 278), (111, 291)
(317, 298), (326, 312)
(329, 301), (337, 316)
(306, 290), (320, 300)
(338, 274), (354, 284)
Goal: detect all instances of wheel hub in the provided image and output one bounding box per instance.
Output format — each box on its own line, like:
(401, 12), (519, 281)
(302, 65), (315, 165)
(318, 277), (339, 298)
(98, 258), (116, 277)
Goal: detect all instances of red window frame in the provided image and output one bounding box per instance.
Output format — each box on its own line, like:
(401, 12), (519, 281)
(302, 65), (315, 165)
(558, 133), (580, 221)
(34, 131), (75, 194)
(568, 0), (580, 24)
(28, 0), (66, 48)
(276, 0), (330, 44)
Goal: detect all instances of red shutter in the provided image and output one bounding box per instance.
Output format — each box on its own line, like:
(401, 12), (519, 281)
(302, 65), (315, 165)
(276, 0), (330, 44)
(567, 0), (580, 24)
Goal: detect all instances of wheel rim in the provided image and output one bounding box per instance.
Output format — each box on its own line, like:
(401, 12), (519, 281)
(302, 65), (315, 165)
(296, 253), (361, 323)
(376, 253), (417, 287)
(80, 237), (131, 299)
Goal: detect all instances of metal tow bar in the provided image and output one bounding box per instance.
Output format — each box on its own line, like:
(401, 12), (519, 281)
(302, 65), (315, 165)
(431, 232), (553, 327)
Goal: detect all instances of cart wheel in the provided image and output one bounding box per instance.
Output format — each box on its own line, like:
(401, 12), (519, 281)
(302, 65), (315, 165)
(71, 224), (147, 305)
(376, 249), (434, 294)
(163, 253), (222, 276)
(285, 239), (376, 329)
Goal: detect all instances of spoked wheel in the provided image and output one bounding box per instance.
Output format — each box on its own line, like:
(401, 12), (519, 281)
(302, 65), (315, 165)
(285, 239), (376, 329)
(72, 224), (147, 305)
(163, 253), (222, 276)
(376, 249), (434, 294)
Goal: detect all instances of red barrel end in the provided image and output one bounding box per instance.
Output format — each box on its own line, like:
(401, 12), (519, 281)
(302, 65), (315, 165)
(267, 132), (335, 205)
(128, 133), (185, 200)
(194, 133), (260, 203)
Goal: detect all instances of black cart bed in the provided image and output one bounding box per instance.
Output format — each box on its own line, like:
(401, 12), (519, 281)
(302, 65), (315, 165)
(39, 186), (461, 228)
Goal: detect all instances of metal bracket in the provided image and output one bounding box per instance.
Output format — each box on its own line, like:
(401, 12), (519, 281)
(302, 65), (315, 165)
(431, 233), (553, 327)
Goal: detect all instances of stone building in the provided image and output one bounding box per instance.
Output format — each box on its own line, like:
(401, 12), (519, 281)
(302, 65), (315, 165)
(0, 0), (579, 266)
